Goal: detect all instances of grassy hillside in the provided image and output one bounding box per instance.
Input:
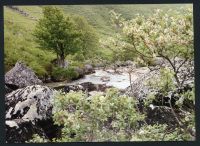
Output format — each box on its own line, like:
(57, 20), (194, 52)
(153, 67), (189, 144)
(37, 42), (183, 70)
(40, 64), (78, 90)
(60, 4), (192, 37)
(4, 6), (55, 77)
(4, 4), (192, 77)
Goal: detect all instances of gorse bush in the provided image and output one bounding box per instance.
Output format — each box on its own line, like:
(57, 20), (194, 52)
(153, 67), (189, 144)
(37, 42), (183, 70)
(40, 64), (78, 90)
(52, 88), (145, 142)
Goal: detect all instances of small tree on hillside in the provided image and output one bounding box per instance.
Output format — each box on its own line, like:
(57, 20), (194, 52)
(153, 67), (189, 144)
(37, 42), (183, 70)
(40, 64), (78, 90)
(34, 6), (81, 68)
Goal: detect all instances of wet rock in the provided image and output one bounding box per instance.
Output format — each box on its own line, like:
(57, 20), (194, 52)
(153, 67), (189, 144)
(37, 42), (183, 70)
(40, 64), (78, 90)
(5, 62), (42, 89)
(5, 85), (60, 143)
(63, 82), (112, 93)
(145, 106), (179, 127)
(84, 64), (95, 74)
(101, 76), (110, 82)
(125, 60), (136, 67)
(63, 84), (84, 93)
(74, 67), (85, 78)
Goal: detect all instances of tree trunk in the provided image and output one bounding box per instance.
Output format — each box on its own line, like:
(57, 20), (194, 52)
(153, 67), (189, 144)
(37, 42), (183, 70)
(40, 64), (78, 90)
(57, 52), (66, 68)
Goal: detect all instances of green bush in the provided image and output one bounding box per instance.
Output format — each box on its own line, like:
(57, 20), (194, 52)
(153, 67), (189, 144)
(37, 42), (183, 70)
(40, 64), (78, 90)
(52, 88), (145, 142)
(131, 124), (193, 141)
(51, 67), (79, 81)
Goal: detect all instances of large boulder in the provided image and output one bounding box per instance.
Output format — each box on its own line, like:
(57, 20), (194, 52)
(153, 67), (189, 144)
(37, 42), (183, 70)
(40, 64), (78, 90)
(5, 85), (60, 143)
(5, 62), (43, 89)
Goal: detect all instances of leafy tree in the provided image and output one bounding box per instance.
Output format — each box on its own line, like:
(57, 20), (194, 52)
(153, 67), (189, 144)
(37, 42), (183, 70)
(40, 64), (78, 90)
(72, 15), (99, 59)
(112, 8), (193, 87)
(34, 6), (81, 68)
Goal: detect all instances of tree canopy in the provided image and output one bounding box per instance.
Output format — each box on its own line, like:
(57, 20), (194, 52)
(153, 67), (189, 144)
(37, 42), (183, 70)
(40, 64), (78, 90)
(34, 6), (82, 68)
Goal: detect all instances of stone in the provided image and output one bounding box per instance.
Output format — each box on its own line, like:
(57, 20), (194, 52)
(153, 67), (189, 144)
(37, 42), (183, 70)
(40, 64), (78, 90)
(84, 64), (95, 74)
(125, 60), (136, 67)
(74, 67), (85, 77)
(125, 69), (160, 99)
(153, 57), (166, 66)
(100, 76), (110, 82)
(5, 85), (60, 143)
(5, 62), (42, 89)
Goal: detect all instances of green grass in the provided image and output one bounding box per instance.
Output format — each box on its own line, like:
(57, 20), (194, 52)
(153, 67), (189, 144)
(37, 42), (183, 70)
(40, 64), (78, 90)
(4, 7), (55, 77)
(60, 4), (192, 37)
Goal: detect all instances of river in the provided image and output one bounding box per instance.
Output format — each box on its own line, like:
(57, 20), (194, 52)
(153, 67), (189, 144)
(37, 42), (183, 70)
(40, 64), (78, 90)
(45, 66), (150, 91)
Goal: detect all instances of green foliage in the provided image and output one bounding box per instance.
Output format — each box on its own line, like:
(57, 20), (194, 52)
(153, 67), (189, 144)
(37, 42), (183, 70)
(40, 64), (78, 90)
(131, 124), (192, 141)
(72, 15), (100, 59)
(51, 67), (79, 81)
(147, 67), (176, 95)
(28, 86), (195, 142)
(100, 35), (137, 63)
(27, 134), (49, 143)
(34, 6), (82, 67)
(176, 87), (195, 133)
(122, 8), (193, 61)
(52, 88), (145, 142)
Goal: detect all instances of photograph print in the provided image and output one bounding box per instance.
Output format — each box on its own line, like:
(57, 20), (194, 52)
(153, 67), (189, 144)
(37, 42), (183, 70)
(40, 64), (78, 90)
(4, 4), (195, 143)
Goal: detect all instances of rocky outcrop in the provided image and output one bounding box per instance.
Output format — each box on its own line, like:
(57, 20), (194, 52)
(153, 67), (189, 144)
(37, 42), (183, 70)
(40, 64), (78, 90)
(5, 62), (42, 89)
(5, 85), (60, 143)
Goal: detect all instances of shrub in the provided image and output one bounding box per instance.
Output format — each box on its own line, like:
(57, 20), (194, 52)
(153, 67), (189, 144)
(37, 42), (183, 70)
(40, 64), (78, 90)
(131, 124), (193, 141)
(51, 66), (79, 81)
(52, 88), (145, 142)
(27, 134), (49, 143)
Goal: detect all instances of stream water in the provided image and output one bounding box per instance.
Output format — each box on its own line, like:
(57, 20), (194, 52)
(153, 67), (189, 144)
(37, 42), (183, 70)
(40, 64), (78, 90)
(46, 67), (150, 90)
